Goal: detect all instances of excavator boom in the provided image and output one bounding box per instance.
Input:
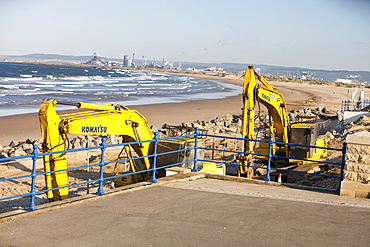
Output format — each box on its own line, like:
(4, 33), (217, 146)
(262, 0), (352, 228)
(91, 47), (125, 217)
(39, 99), (154, 201)
(242, 66), (290, 142)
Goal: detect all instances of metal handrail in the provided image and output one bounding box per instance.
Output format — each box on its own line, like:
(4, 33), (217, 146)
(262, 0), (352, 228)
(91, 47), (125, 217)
(0, 130), (346, 212)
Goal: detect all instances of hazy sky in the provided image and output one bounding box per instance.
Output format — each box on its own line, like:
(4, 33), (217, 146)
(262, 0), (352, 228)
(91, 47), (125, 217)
(0, 0), (369, 71)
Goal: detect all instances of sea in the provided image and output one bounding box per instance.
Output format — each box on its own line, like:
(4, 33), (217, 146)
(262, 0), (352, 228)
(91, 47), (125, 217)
(0, 62), (242, 117)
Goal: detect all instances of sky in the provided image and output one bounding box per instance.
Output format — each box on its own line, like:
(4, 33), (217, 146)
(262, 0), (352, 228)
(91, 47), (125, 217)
(0, 0), (369, 71)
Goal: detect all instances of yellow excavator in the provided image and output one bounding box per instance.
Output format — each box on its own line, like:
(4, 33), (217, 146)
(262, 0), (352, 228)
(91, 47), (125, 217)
(39, 99), (157, 201)
(39, 99), (223, 201)
(240, 66), (328, 177)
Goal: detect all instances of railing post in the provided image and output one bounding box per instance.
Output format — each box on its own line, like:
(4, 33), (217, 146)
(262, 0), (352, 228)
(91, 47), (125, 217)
(265, 135), (273, 182)
(96, 136), (107, 196)
(27, 144), (39, 211)
(192, 127), (199, 172)
(150, 132), (158, 183)
(338, 142), (347, 191)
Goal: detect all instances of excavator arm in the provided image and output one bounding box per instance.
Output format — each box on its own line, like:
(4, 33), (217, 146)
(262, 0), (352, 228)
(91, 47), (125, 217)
(39, 99), (154, 201)
(241, 66), (290, 175)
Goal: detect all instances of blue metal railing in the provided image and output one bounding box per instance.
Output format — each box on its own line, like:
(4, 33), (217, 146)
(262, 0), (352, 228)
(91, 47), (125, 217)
(197, 132), (345, 183)
(0, 128), (346, 212)
(342, 99), (370, 111)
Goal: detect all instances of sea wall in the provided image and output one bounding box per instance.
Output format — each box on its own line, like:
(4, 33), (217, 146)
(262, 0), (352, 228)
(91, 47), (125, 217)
(340, 131), (370, 198)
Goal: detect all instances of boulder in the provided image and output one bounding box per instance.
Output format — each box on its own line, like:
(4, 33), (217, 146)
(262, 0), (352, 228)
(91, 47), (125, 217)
(8, 141), (18, 148)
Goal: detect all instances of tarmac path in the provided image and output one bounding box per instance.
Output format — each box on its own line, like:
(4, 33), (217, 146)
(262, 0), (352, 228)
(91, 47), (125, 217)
(1, 178), (369, 247)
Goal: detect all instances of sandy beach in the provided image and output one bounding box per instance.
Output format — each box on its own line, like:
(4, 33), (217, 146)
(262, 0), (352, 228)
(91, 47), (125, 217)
(0, 73), (350, 146)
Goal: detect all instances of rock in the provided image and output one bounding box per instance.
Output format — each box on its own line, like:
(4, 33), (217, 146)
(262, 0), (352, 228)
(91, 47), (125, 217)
(85, 135), (94, 147)
(71, 137), (86, 149)
(19, 143), (33, 155)
(304, 108), (312, 114)
(325, 131), (335, 140)
(0, 151), (9, 158)
(8, 141), (18, 148)
(25, 139), (34, 144)
(9, 148), (27, 157)
(232, 115), (241, 122)
(2, 146), (12, 156)
(337, 111), (344, 121)
(256, 167), (267, 176)
(191, 122), (203, 129)
(106, 135), (121, 145)
(151, 126), (159, 133)
(204, 121), (215, 129)
(19, 143), (33, 150)
(80, 136), (88, 148)
(207, 125), (219, 134)
(226, 124), (239, 133)
(92, 137), (102, 147)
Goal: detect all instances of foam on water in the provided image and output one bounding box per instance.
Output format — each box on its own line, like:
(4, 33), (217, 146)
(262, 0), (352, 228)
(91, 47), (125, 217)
(0, 62), (242, 117)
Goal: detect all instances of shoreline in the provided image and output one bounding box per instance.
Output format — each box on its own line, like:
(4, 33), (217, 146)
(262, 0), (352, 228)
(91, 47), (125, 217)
(0, 71), (351, 146)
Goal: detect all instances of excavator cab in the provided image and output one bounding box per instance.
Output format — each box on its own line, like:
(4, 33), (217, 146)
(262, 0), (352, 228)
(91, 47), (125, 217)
(290, 124), (317, 159)
(290, 122), (328, 163)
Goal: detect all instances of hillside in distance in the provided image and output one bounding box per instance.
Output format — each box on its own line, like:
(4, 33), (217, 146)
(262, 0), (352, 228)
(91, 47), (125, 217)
(0, 53), (120, 63)
(1, 53), (369, 83)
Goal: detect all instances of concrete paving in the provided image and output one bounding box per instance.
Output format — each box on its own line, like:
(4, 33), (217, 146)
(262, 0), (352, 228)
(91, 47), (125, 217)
(1, 176), (370, 247)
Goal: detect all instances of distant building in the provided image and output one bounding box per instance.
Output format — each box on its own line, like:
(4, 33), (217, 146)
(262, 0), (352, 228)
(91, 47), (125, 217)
(336, 79), (352, 84)
(202, 67), (224, 73)
(84, 53), (108, 66)
(123, 55), (130, 67)
(123, 54), (135, 67)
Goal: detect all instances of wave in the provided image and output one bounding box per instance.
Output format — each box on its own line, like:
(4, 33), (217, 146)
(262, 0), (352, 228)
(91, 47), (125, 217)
(3, 77), (43, 81)
(0, 63), (243, 115)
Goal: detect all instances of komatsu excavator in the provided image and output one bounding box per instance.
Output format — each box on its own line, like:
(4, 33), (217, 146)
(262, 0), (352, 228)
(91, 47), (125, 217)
(39, 99), (156, 201)
(240, 66), (328, 176)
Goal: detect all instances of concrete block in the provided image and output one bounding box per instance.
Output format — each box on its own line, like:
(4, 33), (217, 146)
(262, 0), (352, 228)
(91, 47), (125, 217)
(340, 188), (356, 197)
(346, 131), (370, 145)
(343, 112), (370, 125)
(341, 180), (358, 189)
(355, 190), (370, 199)
(340, 180), (370, 198)
(165, 166), (191, 176)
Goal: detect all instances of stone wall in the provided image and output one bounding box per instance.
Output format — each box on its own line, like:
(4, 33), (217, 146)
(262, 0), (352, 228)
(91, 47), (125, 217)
(340, 131), (370, 198)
